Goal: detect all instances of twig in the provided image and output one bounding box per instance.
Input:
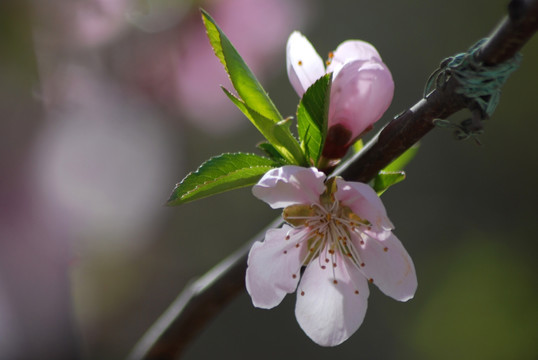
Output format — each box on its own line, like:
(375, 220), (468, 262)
(127, 1), (538, 359)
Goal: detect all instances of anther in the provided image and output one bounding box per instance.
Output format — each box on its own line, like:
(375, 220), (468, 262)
(325, 258), (330, 263)
(368, 278), (374, 283)
(333, 263), (337, 268)
(360, 240), (365, 245)
(354, 290), (359, 295)
(301, 291), (305, 296)
(383, 247), (388, 252)
(333, 280), (338, 284)
(285, 235), (290, 240)
(298, 60), (303, 66)
(283, 250), (287, 254)
(292, 274), (297, 279)
(295, 244), (300, 248)
(321, 265), (326, 269)
(360, 262), (365, 267)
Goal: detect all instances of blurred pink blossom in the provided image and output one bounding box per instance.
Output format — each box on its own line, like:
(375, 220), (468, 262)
(33, 66), (176, 252)
(132, 0), (307, 133)
(33, 0), (130, 50)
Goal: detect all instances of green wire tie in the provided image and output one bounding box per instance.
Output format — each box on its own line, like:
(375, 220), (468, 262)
(424, 38), (522, 141)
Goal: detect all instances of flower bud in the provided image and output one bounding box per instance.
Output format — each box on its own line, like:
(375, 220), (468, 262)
(322, 58), (394, 159)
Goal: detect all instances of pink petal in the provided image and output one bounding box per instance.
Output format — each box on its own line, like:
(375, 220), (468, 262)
(328, 59), (394, 144)
(295, 253), (369, 346)
(327, 40), (382, 77)
(252, 166), (326, 209)
(355, 233), (417, 301)
(286, 31), (326, 97)
(334, 178), (393, 231)
(246, 225), (307, 309)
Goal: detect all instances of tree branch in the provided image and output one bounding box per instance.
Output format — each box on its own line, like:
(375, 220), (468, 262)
(127, 1), (538, 359)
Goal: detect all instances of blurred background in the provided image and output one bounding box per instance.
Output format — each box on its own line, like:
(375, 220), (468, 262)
(1, 0), (537, 359)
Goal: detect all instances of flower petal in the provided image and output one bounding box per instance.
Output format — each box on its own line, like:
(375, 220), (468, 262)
(286, 31), (326, 97)
(246, 225), (307, 309)
(355, 232), (417, 301)
(252, 166), (326, 209)
(335, 178), (393, 231)
(295, 253), (369, 346)
(327, 40), (382, 77)
(328, 59), (394, 144)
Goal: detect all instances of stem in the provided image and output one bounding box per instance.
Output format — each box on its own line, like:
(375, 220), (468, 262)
(127, 1), (538, 359)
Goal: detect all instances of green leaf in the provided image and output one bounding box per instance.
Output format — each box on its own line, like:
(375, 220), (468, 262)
(383, 143), (419, 172)
(373, 171), (406, 195)
(222, 87), (306, 165)
(352, 139), (364, 153)
(201, 10), (282, 123)
(296, 74), (332, 165)
(167, 153), (278, 206)
(257, 142), (286, 163)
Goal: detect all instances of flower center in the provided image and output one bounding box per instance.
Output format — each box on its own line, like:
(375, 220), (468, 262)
(282, 178), (371, 271)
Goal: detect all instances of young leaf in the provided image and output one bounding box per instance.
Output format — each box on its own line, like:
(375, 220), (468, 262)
(167, 153), (278, 206)
(373, 144), (418, 195)
(373, 171), (406, 195)
(296, 74), (332, 165)
(257, 142), (286, 163)
(201, 10), (282, 123)
(222, 87), (306, 165)
(383, 143), (419, 172)
(351, 139), (364, 153)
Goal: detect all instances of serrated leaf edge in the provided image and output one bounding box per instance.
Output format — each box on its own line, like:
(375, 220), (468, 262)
(178, 164), (276, 201)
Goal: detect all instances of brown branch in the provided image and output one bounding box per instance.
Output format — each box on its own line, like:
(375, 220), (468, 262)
(127, 1), (538, 359)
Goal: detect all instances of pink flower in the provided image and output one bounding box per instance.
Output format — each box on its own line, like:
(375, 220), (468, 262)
(246, 166), (416, 346)
(287, 32), (394, 159)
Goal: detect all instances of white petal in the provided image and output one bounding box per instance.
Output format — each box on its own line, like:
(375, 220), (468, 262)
(246, 225), (307, 309)
(252, 166), (326, 209)
(286, 31), (326, 97)
(334, 178), (394, 230)
(355, 232), (417, 301)
(327, 39), (382, 77)
(295, 253), (369, 346)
